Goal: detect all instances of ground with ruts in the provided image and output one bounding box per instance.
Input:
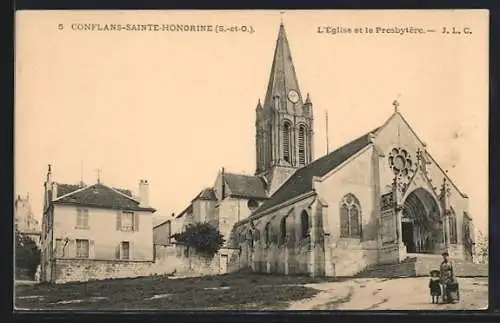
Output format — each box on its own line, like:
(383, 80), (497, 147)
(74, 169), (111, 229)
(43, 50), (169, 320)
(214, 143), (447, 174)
(15, 273), (487, 310)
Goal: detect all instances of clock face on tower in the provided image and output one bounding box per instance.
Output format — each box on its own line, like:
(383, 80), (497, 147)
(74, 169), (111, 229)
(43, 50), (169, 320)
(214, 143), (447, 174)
(287, 90), (300, 103)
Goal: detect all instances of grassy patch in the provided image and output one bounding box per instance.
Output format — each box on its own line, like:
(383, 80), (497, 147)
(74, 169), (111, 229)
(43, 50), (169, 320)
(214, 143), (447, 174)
(15, 272), (332, 310)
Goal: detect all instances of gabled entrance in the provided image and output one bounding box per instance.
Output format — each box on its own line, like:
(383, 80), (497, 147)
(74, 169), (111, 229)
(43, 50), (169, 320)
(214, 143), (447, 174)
(401, 188), (443, 254)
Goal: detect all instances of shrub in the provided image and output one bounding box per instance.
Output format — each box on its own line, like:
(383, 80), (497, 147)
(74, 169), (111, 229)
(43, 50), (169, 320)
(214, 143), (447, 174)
(171, 223), (225, 259)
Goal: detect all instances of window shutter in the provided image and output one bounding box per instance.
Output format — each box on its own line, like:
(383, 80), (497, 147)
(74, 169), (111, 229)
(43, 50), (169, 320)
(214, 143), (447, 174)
(115, 244), (120, 259)
(116, 212), (122, 231)
(134, 213), (140, 232)
(89, 240), (95, 259)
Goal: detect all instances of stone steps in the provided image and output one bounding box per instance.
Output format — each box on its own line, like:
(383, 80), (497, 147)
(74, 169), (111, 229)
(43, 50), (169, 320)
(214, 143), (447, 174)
(356, 255), (488, 278)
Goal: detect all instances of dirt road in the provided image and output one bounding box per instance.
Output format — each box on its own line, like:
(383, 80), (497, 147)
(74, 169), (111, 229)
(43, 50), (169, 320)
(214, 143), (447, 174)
(287, 277), (488, 310)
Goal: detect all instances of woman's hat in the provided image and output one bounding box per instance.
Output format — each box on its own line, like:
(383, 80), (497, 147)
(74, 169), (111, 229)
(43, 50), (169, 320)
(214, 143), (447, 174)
(430, 269), (440, 275)
(442, 251), (449, 256)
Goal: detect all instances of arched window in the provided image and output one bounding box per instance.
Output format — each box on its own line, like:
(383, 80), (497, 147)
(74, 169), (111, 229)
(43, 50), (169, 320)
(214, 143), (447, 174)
(264, 222), (271, 246)
(280, 216), (287, 244)
(449, 210), (457, 244)
(300, 211), (309, 239)
(298, 125), (307, 166)
(282, 122), (292, 163)
(340, 194), (361, 238)
(248, 229), (254, 249)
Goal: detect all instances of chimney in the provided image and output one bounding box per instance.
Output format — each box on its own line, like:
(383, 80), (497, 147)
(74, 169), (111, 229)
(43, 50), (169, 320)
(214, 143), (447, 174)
(138, 179), (150, 207)
(51, 182), (58, 200)
(45, 164), (56, 201)
(46, 164), (53, 183)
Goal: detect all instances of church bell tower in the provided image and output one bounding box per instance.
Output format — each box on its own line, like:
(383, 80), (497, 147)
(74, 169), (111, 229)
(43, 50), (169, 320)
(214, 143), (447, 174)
(255, 23), (314, 190)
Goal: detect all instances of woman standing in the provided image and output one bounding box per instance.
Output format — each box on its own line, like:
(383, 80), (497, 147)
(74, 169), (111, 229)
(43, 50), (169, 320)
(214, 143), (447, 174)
(440, 251), (459, 303)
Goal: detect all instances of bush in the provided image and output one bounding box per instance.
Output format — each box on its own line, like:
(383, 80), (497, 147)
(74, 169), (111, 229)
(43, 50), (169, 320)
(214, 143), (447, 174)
(171, 223), (225, 259)
(15, 230), (41, 280)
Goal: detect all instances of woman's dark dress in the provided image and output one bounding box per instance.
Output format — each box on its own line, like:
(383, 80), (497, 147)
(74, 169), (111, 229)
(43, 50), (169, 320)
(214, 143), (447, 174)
(440, 260), (459, 303)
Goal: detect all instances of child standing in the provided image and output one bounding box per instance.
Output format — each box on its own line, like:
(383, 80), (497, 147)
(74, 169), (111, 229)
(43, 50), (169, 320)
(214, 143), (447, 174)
(429, 270), (441, 304)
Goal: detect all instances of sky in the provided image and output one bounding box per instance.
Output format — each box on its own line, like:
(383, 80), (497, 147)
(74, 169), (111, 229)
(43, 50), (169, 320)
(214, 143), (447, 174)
(15, 10), (489, 233)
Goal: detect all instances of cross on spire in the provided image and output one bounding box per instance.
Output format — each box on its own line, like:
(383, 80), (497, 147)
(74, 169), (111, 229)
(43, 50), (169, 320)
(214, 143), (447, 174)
(393, 99), (400, 112)
(280, 11), (285, 25)
(95, 168), (102, 184)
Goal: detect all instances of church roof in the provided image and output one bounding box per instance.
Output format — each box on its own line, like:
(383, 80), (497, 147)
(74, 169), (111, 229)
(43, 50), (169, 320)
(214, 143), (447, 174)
(193, 187), (217, 201)
(53, 183), (155, 212)
(224, 172), (268, 200)
(252, 127), (380, 216)
(263, 23), (303, 110)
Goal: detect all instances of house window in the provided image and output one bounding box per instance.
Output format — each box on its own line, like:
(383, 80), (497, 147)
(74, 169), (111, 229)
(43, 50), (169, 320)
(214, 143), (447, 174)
(121, 241), (130, 260)
(298, 125), (307, 166)
(282, 122), (292, 163)
(117, 211), (139, 232)
(76, 208), (89, 229)
(76, 239), (89, 258)
(340, 194), (361, 238)
(300, 211), (309, 239)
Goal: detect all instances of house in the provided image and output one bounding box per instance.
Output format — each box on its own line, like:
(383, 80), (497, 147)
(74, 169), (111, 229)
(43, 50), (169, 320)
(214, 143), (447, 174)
(39, 165), (156, 283)
(153, 213), (174, 246)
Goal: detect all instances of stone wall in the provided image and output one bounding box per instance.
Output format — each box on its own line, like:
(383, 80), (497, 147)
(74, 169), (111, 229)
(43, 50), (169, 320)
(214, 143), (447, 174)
(153, 244), (240, 276)
(53, 259), (154, 284)
(50, 244), (240, 284)
(154, 244), (219, 276)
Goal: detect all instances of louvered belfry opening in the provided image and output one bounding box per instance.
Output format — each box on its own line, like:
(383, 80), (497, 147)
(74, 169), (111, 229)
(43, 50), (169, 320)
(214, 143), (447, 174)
(283, 122), (291, 163)
(298, 125), (306, 166)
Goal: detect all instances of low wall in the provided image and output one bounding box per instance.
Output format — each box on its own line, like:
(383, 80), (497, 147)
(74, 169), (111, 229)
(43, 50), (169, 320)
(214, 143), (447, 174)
(154, 244), (240, 276)
(153, 244), (220, 276)
(51, 244), (240, 284)
(53, 258), (154, 284)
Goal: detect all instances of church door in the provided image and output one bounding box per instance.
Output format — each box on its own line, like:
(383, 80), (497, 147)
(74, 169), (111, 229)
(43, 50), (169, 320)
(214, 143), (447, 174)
(402, 222), (416, 253)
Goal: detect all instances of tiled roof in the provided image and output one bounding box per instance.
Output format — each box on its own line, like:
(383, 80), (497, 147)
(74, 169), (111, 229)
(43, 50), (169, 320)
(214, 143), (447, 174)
(193, 188), (217, 201)
(113, 188), (133, 197)
(56, 183), (83, 197)
(56, 183), (133, 198)
(224, 173), (267, 199)
(252, 128), (379, 216)
(53, 183), (155, 212)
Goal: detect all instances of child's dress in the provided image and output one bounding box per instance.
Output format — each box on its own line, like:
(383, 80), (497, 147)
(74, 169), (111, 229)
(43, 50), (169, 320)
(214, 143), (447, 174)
(429, 277), (441, 296)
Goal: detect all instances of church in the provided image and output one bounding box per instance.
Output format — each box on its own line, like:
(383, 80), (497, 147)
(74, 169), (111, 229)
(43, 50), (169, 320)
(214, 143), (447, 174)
(172, 23), (476, 277)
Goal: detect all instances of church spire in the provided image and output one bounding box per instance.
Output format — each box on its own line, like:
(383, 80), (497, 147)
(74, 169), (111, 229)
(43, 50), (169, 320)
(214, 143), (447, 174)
(263, 23), (302, 111)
